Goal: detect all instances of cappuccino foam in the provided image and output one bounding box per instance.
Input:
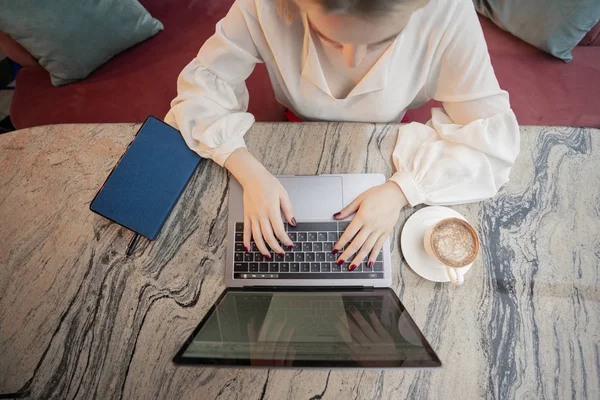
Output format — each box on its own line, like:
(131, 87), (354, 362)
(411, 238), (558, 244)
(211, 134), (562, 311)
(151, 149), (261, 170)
(431, 219), (477, 267)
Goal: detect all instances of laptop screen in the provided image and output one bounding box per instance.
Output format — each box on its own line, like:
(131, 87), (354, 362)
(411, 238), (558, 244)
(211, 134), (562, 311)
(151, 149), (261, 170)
(173, 289), (441, 368)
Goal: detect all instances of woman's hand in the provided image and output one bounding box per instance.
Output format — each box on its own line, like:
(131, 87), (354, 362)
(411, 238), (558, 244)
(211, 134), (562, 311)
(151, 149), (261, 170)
(247, 318), (296, 367)
(333, 181), (408, 270)
(225, 148), (295, 257)
(336, 306), (401, 367)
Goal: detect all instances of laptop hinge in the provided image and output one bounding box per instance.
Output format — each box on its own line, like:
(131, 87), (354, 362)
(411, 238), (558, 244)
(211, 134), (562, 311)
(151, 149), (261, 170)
(242, 286), (373, 291)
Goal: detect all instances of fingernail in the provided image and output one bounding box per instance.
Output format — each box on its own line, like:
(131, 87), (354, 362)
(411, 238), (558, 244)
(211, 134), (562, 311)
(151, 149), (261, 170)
(337, 259), (344, 266)
(265, 255), (271, 259)
(333, 212), (341, 218)
(278, 252), (285, 257)
(291, 217), (297, 226)
(332, 248), (339, 255)
(244, 246), (249, 253)
(367, 261), (373, 268)
(287, 245), (294, 249)
(348, 264), (357, 271)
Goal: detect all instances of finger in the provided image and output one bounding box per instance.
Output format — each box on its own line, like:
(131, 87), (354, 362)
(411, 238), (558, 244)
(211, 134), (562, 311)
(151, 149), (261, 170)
(368, 309), (392, 339)
(265, 318), (287, 359)
(334, 219), (363, 255)
(248, 318), (257, 343)
(259, 217), (285, 255)
(338, 228), (370, 270)
(266, 318), (286, 342)
(243, 217), (252, 253)
(248, 318), (257, 356)
(269, 211), (293, 249)
(336, 320), (353, 344)
(336, 318), (363, 360)
(258, 316), (273, 342)
(367, 235), (387, 268)
(251, 219), (271, 258)
(279, 191), (296, 227)
(350, 231), (380, 268)
(274, 325), (295, 361)
(333, 193), (363, 220)
(349, 306), (379, 342)
(346, 313), (371, 344)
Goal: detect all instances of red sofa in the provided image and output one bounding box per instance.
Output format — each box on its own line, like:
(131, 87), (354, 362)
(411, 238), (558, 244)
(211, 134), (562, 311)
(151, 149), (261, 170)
(3, 0), (600, 129)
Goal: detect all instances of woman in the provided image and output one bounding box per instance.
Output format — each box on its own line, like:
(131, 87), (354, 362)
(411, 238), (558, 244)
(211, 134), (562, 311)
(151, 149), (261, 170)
(165, 0), (519, 270)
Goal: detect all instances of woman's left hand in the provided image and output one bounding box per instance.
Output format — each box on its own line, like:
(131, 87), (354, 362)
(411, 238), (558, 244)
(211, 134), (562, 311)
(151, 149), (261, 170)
(333, 182), (408, 270)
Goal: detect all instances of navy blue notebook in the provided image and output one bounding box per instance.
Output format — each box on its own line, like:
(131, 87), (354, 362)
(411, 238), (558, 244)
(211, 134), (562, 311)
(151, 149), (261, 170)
(90, 116), (201, 240)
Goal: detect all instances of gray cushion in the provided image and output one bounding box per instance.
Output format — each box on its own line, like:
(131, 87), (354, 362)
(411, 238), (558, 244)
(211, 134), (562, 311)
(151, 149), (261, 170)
(473, 0), (600, 62)
(0, 0), (163, 86)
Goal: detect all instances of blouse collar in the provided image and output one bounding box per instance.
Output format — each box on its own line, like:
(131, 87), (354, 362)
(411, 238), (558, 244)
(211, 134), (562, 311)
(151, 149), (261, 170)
(300, 12), (397, 99)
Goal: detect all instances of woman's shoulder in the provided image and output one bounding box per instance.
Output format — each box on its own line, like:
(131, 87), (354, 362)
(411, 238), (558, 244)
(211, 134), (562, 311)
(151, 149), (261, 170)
(234, 0), (279, 18)
(418, 0), (479, 24)
(414, 0), (478, 38)
(425, 0), (472, 12)
(235, 0), (299, 39)
(419, 0), (469, 20)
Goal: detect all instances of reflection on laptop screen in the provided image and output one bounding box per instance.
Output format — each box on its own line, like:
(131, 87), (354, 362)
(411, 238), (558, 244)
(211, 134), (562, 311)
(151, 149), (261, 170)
(177, 289), (440, 368)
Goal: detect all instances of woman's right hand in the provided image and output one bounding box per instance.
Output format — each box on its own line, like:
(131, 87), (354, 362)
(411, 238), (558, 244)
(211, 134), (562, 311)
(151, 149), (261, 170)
(224, 148), (295, 257)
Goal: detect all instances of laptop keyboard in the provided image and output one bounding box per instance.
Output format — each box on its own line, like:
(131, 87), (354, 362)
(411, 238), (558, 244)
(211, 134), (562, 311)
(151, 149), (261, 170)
(233, 222), (384, 280)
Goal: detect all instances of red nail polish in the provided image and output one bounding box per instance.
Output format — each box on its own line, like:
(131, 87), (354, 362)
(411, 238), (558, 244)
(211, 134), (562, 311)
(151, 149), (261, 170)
(291, 217), (297, 226)
(287, 245), (294, 249)
(333, 212), (341, 218)
(278, 252), (285, 257)
(367, 261), (373, 268)
(348, 264), (357, 271)
(337, 259), (344, 266)
(332, 249), (339, 255)
(266, 255), (271, 259)
(244, 246), (249, 253)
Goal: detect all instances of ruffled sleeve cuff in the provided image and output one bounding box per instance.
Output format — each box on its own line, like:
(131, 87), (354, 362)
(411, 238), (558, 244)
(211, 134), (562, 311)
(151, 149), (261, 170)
(212, 136), (248, 166)
(388, 170), (426, 207)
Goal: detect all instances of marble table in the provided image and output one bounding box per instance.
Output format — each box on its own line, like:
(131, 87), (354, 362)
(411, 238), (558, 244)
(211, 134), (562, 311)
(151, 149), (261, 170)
(1, 123), (598, 400)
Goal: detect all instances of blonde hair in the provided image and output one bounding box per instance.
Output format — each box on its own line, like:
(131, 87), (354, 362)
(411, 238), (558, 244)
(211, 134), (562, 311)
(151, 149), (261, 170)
(276, 0), (419, 21)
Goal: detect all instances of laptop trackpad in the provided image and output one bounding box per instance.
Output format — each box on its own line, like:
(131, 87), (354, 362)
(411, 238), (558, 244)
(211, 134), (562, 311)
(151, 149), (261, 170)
(278, 176), (343, 220)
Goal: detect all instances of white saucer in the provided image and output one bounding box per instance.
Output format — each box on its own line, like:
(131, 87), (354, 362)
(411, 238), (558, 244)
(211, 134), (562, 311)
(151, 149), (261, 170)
(400, 206), (474, 283)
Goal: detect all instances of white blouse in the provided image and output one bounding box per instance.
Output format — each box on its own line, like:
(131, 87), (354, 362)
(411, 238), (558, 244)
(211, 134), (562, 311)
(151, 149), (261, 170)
(165, 0), (520, 206)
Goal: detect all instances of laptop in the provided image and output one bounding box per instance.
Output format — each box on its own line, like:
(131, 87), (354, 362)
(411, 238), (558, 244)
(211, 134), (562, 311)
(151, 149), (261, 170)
(173, 174), (441, 368)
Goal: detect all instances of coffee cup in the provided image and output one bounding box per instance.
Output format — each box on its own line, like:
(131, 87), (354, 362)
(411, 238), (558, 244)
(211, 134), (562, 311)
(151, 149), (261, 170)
(423, 217), (479, 286)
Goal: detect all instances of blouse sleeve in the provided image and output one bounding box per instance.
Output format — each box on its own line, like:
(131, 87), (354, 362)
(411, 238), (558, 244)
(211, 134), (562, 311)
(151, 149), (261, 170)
(164, 0), (262, 166)
(389, 0), (520, 206)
